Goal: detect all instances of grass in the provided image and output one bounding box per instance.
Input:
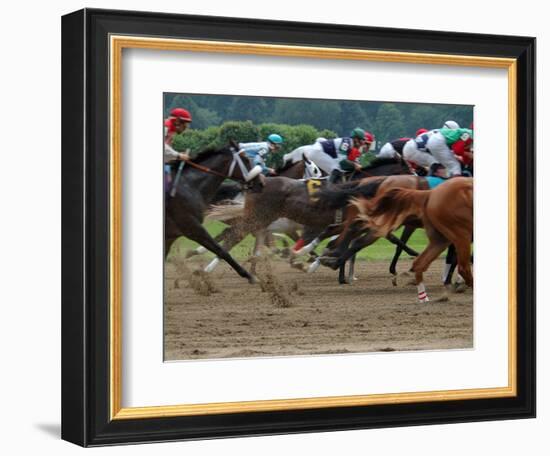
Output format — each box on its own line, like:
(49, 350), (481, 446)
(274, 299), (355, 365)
(170, 221), (430, 261)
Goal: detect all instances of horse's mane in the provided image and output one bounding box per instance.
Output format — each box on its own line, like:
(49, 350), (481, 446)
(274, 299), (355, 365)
(363, 157), (403, 169)
(192, 145), (233, 163)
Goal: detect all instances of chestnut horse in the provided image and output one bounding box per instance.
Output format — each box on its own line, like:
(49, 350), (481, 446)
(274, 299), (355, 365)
(354, 177), (473, 302)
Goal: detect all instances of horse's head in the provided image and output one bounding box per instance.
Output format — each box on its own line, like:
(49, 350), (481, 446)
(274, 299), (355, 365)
(303, 153), (323, 179)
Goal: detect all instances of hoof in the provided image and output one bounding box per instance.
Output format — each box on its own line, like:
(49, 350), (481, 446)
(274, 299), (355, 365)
(454, 282), (467, 293)
(391, 276), (398, 287)
(418, 296), (430, 303)
(248, 275), (258, 285)
(319, 256), (340, 270)
(290, 261), (305, 271)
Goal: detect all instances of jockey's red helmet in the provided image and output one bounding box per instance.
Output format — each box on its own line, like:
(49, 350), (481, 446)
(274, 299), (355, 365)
(416, 128), (428, 137)
(170, 107), (192, 122)
(364, 131), (375, 143)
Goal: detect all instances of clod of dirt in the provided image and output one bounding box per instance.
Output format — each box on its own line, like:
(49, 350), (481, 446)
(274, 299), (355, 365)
(173, 260), (220, 296)
(252, 256), (294, 308)
(289, 281), (305, 296)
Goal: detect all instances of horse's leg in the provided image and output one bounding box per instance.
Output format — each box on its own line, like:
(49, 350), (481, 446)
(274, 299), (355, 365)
(320, 223), (366, 270)
(338, 254), (357, 285)
(165, 214), (181, 259)
(454, 238), (473, 288)
(183, 217), (254, 283)
(254, 229), (267, 256)
(442, 244), (457, 284)
(294, 224), (340, 255)
(327, 230), (377, 270)
(349, 254), (356, 282)
(389, 225), (416, 276)
(186, 230), (227, 259)
(411, 240), (449, 303)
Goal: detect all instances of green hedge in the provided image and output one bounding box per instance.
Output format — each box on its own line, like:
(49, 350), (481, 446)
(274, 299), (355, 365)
(170, 121), (338, 168)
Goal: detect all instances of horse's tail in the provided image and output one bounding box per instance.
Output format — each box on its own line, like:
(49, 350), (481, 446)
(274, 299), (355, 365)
(354, 187), (430, 236)
(315, 177), (386, 209)
(206, 201), (245, 222)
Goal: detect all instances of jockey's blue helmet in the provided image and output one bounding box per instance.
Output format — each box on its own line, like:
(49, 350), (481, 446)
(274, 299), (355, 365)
(267, 133), (284, 145)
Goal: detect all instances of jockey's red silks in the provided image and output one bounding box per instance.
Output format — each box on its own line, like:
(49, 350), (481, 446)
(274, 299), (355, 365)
(452, 139), (473, 165)
(348, 148), (361, 161)
(293, 238), (305, 252)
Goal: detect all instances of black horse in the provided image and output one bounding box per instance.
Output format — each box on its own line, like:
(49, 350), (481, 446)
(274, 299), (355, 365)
(165, 142), (261, 283)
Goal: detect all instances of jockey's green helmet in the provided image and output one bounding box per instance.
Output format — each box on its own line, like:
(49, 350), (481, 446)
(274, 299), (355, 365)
(267, 133), (284, 145)
(351, 127), (366, 140)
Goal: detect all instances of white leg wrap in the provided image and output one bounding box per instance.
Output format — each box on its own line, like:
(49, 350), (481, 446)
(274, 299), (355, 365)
(417, 282), (429, 302)
(204, 257), (220, 273)
(296, 238), (320, 256)
(307, 258), (321, 273)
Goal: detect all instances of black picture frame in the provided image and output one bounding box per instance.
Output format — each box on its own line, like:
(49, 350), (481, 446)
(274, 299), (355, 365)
(62, 8), (536, 447)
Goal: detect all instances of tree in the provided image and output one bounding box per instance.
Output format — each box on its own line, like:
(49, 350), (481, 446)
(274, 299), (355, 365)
(374, 103), (406, 147)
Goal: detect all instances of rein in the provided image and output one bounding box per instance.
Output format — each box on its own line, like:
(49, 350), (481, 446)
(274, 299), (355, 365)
(182, 158), (230, 179)
(171, 150), (261, 194)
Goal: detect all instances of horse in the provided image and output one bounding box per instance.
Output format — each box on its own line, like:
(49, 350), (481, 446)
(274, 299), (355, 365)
(314, 175), (465, 288)
(354, 177), (473, 302)
(187, 154), (322, 270)
(294, 164), (421, 283)
(165, 142), (262, 283)
(313, 175), (426, 271)
(206, 157), (412, 274)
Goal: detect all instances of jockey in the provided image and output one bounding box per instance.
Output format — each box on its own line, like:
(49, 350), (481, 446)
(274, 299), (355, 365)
(426, 127), (473, 176)
(363, 131), (375, 152)
(239, 133), (284, 176)
(378, 136), (412, 159)
(282, 128), (367, 182)
(164, 107), (192, 163)
(402, 128), (438, 170)
(328, 128), (368, 182)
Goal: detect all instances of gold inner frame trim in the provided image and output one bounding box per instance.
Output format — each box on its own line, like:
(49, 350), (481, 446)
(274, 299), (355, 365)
(109, 35), (518, 421)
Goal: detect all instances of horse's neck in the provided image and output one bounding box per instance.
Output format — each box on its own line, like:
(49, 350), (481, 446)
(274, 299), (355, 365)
(367, 164), (409, 177)
(180, 156), (231, 202)
(279, 162), (304, 179)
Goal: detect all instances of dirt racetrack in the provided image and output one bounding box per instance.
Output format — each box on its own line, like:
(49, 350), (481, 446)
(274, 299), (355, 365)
(164, 257), (473, 361)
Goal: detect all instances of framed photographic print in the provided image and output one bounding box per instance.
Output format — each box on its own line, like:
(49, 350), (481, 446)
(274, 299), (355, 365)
(61, 8), (535, 447)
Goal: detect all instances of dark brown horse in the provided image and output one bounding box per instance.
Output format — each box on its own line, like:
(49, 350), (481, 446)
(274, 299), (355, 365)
(187, 156), (321, 265)
(207, 157), (412, 265)
(165, 143), (261, 282)
(355, 177), (473, 302)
